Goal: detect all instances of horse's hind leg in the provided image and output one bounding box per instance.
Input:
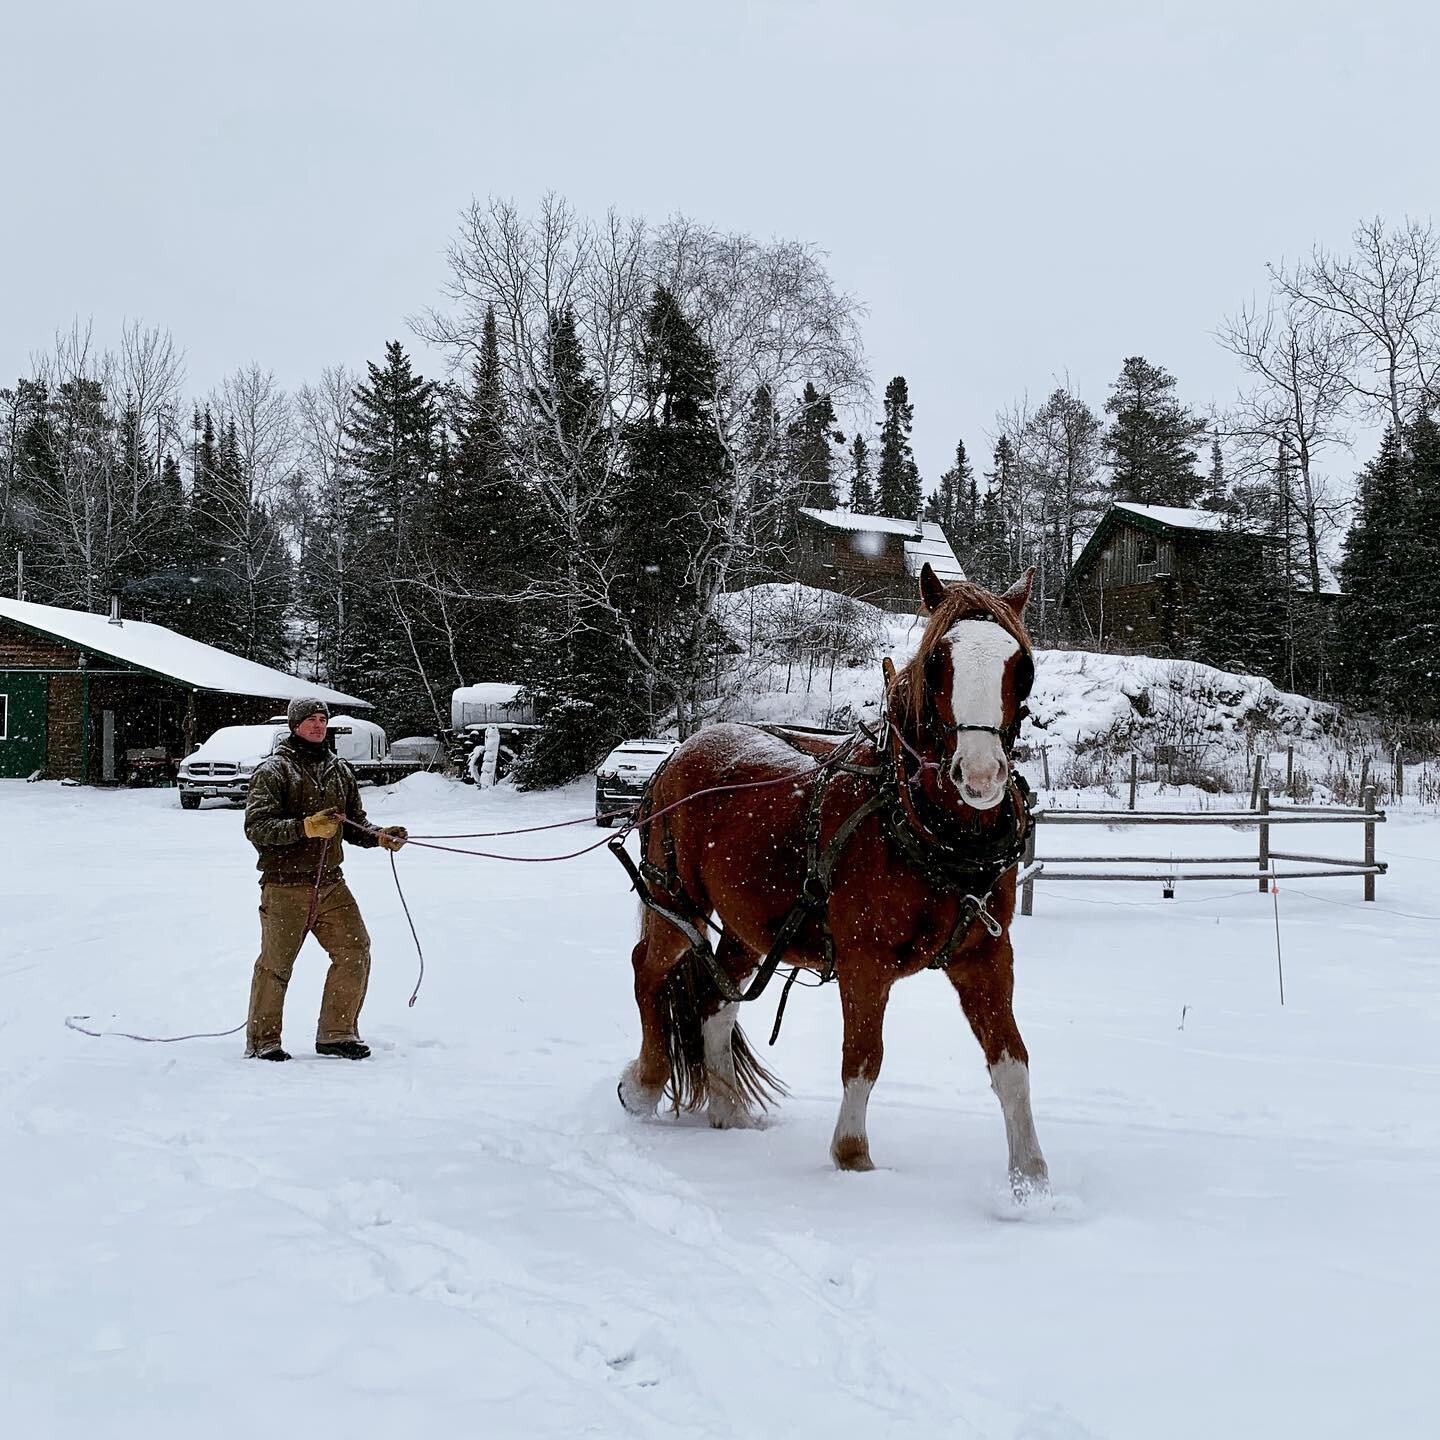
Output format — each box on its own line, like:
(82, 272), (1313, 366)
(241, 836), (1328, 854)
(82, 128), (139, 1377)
(830, 967), (894, 1171)
(945, 939), (1049, 1198)
(618, 912), (689, 1116)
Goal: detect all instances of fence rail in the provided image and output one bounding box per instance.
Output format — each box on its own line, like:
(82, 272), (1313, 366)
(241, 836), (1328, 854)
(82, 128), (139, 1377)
(1019, 786), (1385, 914)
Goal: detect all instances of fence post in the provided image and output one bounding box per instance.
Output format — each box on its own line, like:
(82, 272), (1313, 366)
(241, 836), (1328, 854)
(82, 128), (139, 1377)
(1360, 754), (1370, 795)
(1249, 755), (1262, 810)
(1286, 744), (1295, 797)
(1395, 747), (1404, 802)
(1129, 753), (1138, 811)
(1041, 746), (1051, 789)
(1364, 785), (1376, 902)
(1020, 819), (1037, 917)
(1257, 786), (1271, 893)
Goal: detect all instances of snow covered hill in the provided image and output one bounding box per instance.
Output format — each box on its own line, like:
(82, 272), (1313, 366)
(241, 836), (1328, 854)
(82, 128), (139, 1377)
(4, 774), (1438, 1438)
(712, 583), (1335, 793)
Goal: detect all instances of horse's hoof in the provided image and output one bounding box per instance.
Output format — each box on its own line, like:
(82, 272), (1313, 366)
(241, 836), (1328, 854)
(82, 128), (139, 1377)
(708, 1104), (759, 1131)
(831, 1136), (875, 1172)
(617, 1064), (662, 1117)
(1009, 1163), (1051, 1203)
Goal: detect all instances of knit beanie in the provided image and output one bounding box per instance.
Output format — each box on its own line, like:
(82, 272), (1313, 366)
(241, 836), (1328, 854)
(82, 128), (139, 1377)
(287, 696), (330, 732)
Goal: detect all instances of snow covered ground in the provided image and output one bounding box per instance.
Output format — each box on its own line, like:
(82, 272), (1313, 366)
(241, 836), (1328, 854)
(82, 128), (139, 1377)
(4, 773), (1439, 1439)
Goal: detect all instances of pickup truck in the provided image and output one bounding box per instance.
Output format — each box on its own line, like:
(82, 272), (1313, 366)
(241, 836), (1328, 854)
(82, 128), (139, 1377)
(176, 714), (429, 809)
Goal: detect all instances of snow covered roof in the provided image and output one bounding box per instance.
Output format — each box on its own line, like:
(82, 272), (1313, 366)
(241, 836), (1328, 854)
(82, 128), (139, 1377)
(453, 683), (523, 707)
(0, 596), (369, 707)
(1112, 502), (1230, 533)
(799, 507), (966, 582)
(904, 524), (966, 583)
(800, 506), (922, 538)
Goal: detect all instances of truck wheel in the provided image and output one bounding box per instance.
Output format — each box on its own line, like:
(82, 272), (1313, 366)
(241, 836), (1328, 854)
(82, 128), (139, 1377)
(180, 793), (202, 810)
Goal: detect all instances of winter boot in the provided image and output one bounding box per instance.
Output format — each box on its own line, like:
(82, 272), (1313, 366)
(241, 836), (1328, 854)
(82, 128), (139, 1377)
(252, 1046), (291, 1062)
(316, 1040), (371, 1061)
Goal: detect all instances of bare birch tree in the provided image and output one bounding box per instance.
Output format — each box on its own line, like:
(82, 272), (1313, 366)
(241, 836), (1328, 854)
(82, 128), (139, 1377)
(1219, 298), (1354, 595)
(1270, 217), (1440, 437)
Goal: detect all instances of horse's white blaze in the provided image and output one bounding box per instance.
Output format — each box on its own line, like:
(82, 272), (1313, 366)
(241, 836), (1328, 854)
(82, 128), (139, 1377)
(945, 619), (1020, 809)
(832, 1076), (874, 1147)
(989, 1053), (1047, 1180)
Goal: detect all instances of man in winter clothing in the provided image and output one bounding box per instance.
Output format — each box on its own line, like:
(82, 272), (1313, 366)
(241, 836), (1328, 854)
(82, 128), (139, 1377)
(243, 696), (408, 1062)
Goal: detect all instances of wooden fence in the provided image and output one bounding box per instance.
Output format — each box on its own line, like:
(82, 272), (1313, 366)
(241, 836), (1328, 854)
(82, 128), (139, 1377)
(1019, 786), (1386, 915)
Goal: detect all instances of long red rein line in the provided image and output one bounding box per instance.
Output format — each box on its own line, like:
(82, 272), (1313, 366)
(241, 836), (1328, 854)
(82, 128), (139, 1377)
(346, 743), (860, 863)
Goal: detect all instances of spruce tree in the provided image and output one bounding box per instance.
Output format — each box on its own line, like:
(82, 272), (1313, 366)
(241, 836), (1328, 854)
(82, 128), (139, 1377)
(1201, 432), (1231, 513)
(1333, 427), (1406, 705)
(1185, 522), (1288, 680)
(925, 439), (973, 550)
(875, 375), (921, 519)
(1102, 356), (1207, 506)
(785, 382), (841, 512)
(1377, 412), (1440, 716)
(343, 342), (442, 731)
(439, 306), (540, 686)
(847, 433), (876, 513)
(616, 286), (727, 711)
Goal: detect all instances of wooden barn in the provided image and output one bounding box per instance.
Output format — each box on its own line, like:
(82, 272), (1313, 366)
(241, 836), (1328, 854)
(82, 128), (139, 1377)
(1065, 502), (1284, 651)
(796, 507), (965, 613)
(0, 596), (367, 784)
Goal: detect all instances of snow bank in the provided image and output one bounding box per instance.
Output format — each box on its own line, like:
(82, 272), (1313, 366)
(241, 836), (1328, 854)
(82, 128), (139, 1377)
(710, 585), (1334, 791)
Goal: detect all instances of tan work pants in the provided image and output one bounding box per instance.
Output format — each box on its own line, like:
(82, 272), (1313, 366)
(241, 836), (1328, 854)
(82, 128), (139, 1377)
(245, 880), (372, 1055)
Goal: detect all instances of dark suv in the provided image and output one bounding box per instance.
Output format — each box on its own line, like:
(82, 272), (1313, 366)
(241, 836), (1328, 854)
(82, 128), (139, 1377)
(595, 739), (676, 826)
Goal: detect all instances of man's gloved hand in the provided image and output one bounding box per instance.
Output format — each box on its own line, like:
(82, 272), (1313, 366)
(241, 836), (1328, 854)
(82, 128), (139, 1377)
(378, 825), (408, 852)
(303, 809), (343, 840)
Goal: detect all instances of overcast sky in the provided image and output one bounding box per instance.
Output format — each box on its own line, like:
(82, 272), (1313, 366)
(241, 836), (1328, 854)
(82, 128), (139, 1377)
(3, 0), (1435, 487)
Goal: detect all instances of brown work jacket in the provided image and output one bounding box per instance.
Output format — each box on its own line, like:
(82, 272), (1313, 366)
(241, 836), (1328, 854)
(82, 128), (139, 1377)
(243, 736), (379, 885)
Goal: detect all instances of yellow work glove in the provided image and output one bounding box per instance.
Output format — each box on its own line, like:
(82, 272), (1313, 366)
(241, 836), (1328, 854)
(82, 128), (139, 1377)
(378, 825), (408, 852)
(303, 810), (342, 840)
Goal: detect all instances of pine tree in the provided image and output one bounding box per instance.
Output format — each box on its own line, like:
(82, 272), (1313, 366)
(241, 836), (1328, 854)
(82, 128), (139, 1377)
(518, 288), (728, 785)
(875, 376), (921, 519)
(785, 382), (841, 512)
(616, 287), (727, 717)
(847, 433), (876, 513)
(1201, 432), (1232, 513)
(189, 406), (223, 561)
(439, 306), (540, 685)
(924, 440), (972, 550)
(1333, 427), (1405, 705)
(1376, 412), (1440, 716)
(1185, 521), (1289, 680)
(342, 342), (442, 730)
(1102, 356), (1207, 506)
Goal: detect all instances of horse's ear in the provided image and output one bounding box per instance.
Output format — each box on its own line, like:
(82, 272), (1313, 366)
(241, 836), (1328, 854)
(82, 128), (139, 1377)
(999, 566), (1036, 616)
(919, 562), (948, 614)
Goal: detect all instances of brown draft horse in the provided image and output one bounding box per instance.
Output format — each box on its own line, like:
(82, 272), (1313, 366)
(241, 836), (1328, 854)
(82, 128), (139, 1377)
(616, 564), (1049, 1195)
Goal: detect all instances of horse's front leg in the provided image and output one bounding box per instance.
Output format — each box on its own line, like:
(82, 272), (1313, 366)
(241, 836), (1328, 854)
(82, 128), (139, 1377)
(830, 967), (893, 1172)
(946, 939), (1049, 1198)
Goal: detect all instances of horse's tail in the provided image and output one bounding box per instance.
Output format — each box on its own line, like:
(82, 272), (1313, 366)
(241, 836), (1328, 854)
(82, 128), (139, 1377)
(655, 946), (787, 1114)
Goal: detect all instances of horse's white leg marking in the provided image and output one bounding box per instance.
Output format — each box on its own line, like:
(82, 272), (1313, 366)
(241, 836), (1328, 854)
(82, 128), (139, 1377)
(830, 1077), (875, 1170)
(617, 1060), (664, 1116)
(989, 1052), (1049, 1193)
(703, 1001), (754, 1128)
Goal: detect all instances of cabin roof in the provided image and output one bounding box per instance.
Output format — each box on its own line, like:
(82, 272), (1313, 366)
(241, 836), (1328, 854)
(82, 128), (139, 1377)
(0, 596), (370, 707)
(799, 507), (966, 583)
(1071, 502), (1276, 584)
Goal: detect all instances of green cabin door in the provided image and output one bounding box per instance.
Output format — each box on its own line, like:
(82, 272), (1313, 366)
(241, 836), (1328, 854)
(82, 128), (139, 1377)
(0, 674), (48, 778)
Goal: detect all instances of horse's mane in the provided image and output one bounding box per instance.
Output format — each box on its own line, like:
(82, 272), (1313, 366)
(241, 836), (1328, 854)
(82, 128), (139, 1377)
(888, 579), (1032, 726)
